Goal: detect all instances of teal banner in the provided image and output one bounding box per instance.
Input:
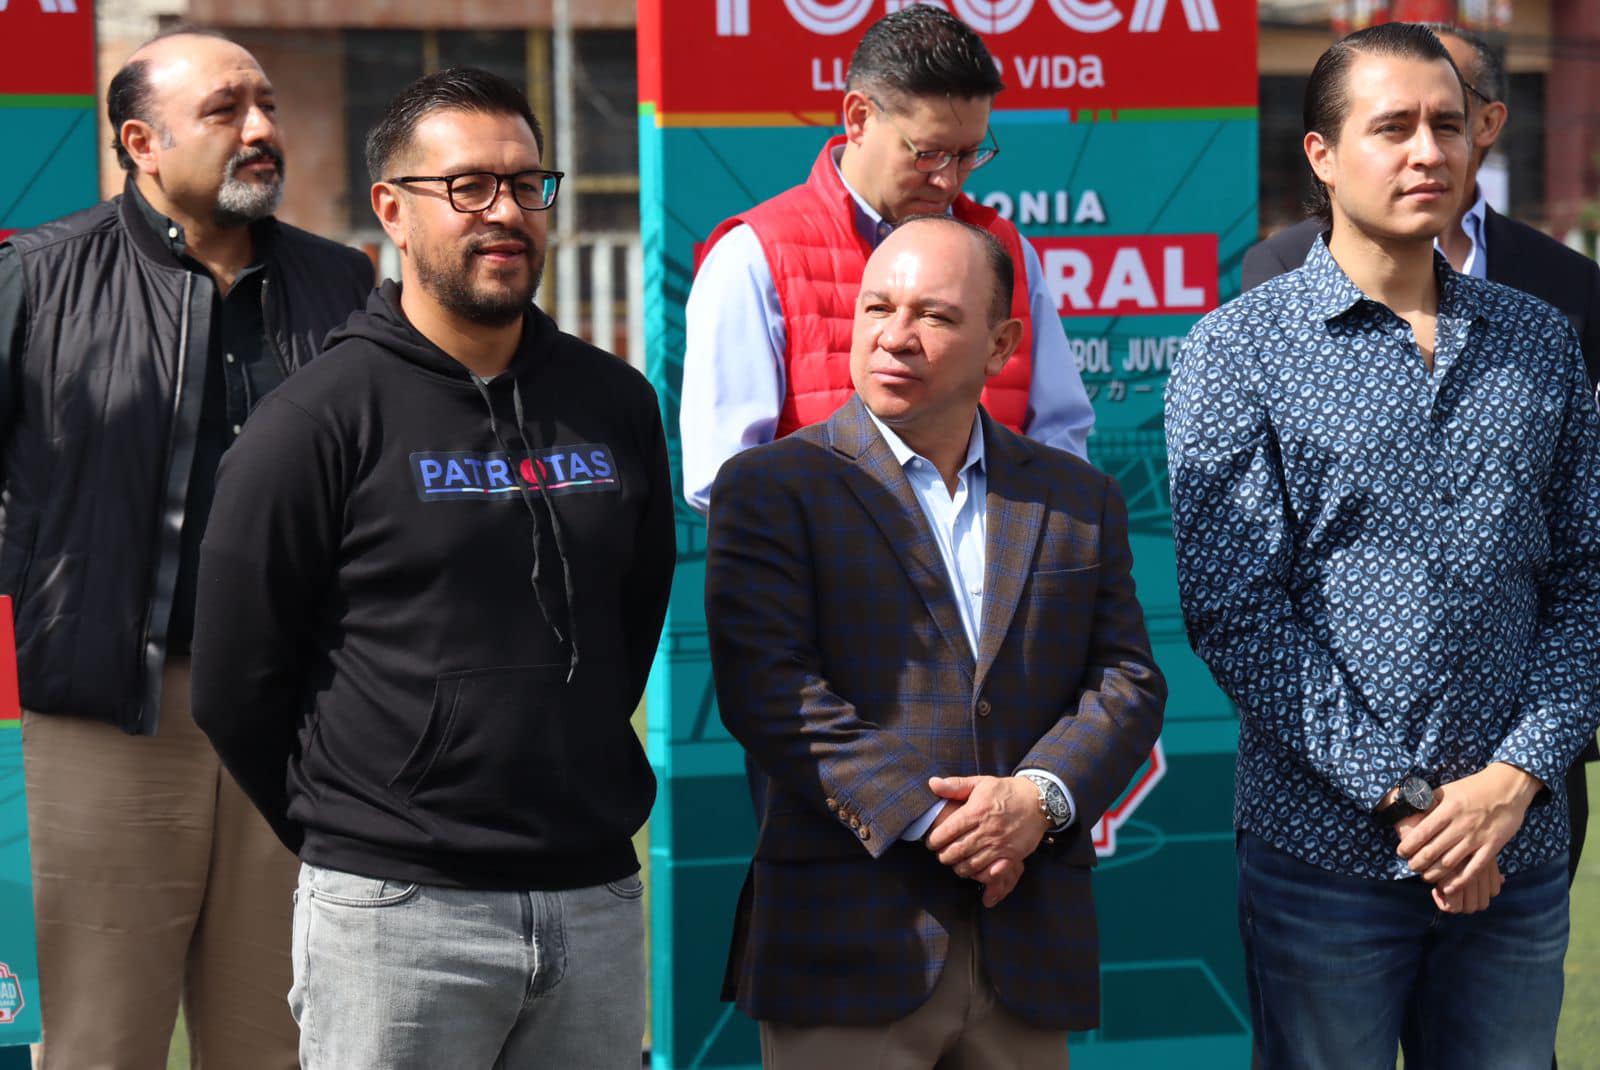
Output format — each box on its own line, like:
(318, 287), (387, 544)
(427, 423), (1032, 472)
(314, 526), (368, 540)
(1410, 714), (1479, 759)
(0, 600), (38, 1049)
(1, 0), (98, 1050)
(639, 6), (1257, 1066)
(0, 104), (99, 238)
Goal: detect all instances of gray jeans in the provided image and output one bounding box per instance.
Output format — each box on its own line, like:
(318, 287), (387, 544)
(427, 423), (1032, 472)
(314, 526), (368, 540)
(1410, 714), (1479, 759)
(289, 862), (646, 1069)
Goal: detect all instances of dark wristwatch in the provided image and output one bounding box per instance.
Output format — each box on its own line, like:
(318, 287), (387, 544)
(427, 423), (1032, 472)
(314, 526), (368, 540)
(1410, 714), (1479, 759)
(1375, 775), (1434, 826)
(1020, 772), (1073, 828)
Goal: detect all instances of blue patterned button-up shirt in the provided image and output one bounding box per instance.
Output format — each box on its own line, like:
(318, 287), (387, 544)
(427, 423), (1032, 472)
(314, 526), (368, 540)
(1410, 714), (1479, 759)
(1166, 236), (1600, 879)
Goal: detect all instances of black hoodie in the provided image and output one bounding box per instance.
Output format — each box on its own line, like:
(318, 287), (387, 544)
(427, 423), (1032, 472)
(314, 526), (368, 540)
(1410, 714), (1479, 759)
(191, 282), (675, 890)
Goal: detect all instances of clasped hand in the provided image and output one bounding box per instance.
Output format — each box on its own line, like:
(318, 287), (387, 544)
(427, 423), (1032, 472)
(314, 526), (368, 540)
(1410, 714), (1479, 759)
(1392, 763), (1542, 915)
(923, 775), (1050, 909)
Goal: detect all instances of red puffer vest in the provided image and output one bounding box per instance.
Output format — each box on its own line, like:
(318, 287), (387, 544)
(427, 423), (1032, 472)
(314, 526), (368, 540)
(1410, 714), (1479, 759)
(700, 136), (1034, 437)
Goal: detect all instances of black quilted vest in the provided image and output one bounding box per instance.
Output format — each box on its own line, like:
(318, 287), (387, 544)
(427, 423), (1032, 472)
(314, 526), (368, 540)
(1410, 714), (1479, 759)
(1, 183), (372, 733)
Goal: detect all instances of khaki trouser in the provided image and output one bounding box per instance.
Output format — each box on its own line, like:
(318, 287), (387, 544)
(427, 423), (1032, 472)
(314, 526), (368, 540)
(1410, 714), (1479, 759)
(759, 912), (1070, 1069)
(22, 659), (299, 1070)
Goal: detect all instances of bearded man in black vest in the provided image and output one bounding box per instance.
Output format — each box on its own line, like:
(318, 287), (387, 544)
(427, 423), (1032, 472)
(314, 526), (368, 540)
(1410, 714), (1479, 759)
(0, 27), (371, 1069)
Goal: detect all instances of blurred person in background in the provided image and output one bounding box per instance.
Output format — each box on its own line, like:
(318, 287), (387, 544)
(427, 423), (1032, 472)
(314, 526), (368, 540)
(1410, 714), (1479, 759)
(1243, 25), (1600, 389)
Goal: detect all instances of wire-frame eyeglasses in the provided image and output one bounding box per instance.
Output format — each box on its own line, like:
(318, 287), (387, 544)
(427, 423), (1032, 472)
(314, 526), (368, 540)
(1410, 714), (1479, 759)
(867, 96), (999, 174)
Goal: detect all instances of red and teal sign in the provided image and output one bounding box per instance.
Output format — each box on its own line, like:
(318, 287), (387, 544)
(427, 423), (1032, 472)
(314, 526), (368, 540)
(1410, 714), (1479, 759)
(0, 0), (95, 1052)
(0, 594), (37, 1054)
(0, 0), (99, 245)
(639, 3), (1257, 1066)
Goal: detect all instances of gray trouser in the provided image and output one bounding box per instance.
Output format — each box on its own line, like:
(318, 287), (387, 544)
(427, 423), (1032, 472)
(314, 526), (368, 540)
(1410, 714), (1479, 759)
(290, 862), (646, 1069)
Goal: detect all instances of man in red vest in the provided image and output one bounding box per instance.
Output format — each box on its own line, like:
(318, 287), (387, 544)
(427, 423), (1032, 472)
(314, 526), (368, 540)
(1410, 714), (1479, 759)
(680, 5), (1095, 513)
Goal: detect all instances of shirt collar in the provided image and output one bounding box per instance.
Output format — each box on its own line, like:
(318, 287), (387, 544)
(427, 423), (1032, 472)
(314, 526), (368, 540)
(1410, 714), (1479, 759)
(1301, 231), (1369, 323)
(1453, 184), (1489, 277)
(128, 179), (191, 258)
(126, 178), (276, 267)
(866, 406), (986, 480)
(830, 144), (894, 248)
(1302, 230), (1471, 326)
(830, 143), (946, 249)
(1459, 184), (1488, 238)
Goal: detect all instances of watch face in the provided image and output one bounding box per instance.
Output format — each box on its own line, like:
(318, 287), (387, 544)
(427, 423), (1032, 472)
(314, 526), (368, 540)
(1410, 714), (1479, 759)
(1044, 784), (1070, 821)
(1401, 777), (1432, 811)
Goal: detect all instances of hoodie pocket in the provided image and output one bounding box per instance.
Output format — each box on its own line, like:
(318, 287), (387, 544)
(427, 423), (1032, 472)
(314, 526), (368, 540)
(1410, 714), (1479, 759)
(389, 664), (570, 820)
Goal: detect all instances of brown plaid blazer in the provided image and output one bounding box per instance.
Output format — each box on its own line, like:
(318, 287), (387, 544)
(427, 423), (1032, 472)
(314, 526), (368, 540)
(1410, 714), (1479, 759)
(704, 396), (1166, 1031)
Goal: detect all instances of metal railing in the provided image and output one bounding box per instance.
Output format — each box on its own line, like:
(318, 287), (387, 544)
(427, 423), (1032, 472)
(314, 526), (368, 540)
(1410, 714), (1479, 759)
(552, 231), (646, 369)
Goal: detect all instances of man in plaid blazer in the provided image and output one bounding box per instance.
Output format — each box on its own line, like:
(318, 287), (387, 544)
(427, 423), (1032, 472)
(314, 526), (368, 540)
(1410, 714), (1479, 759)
(704, 215), (1166, 1067)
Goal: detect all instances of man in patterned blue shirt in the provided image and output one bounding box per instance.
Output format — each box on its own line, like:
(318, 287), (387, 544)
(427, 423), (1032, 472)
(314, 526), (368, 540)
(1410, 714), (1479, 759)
(1168, 23), (1600, 1069)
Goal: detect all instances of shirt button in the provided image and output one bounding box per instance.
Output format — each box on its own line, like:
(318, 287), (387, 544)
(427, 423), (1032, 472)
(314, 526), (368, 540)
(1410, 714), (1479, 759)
(225, 352), (236, 364)
(825, 798), (838, 812)
(969, 585), (982, 596)
(977, 699), (992, 717)
(231, 424), (242, 436)
(167, 226), (179, 240)
(858, 827), (871, 842)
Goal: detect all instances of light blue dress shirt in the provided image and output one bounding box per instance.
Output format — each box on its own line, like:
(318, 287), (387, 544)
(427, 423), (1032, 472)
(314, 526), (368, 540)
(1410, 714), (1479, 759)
(1451, 184), (1489, 279)
(860, 410), (1076, 842)
(681, 146), (1096, 514)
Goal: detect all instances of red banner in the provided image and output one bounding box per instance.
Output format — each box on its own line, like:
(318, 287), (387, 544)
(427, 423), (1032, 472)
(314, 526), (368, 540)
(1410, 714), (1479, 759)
(0, 597), (17, 723)
(1032, 233), (1218, 316)
(0, 0), (97, 96)
(643, 0), (1256, 117)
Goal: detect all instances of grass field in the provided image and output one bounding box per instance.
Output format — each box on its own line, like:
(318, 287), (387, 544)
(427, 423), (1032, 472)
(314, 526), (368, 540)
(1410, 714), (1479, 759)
(1560, 767), (1600, 1068)
(166, 763), (1600, 1068)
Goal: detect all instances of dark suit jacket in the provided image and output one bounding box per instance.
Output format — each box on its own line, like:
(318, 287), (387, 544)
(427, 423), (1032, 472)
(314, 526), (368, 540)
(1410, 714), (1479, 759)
(1242, 211), (1600, 767)
(1240, 217), (1324, 293)
(704, 396), (1166, 1031)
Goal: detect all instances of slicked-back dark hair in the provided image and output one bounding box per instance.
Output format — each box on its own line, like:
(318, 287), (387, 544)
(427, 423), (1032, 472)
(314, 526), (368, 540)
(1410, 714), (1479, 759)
(892, 214), (1014, 325)
(106, 25), (233, 172)
(846, 6), (1005, 110)
(1303, 22), (1465, 219)
(366, 66), (544, 184)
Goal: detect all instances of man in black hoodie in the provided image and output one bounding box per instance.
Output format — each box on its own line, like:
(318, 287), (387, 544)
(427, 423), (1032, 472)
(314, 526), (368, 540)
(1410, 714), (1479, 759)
(190, 68), (675, 1069)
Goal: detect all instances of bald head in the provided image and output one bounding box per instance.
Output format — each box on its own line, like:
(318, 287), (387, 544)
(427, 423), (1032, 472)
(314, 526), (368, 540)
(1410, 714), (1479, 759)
(849, 214), (1022, 451)
(106, 28), (284, 228)
(887, 215), (1015, 325)
(110, 29), (244, 171)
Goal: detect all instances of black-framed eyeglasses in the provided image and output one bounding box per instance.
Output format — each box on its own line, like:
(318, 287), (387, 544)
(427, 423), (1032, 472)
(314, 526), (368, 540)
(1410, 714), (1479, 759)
(1461, 76), (1496, 107)
(868, 96), (999, 174)
(388, 169), (564, 213)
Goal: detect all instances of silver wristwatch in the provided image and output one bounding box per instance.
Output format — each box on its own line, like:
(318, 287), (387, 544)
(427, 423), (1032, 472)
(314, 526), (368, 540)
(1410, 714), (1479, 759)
(1020, 772), (1073, 827)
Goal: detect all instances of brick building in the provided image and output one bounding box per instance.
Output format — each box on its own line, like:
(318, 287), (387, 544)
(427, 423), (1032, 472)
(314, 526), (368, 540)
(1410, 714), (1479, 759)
(95, 0), (1599, 251)
(96, 0), (642, 304)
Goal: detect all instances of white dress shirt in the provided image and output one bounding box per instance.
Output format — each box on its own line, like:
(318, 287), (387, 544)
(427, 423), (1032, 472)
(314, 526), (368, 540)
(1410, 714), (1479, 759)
(681, 146), (1096, 514)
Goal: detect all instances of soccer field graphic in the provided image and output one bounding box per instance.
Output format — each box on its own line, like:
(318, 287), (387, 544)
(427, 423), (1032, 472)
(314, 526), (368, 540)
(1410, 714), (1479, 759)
(639, 3), (1258, 1065)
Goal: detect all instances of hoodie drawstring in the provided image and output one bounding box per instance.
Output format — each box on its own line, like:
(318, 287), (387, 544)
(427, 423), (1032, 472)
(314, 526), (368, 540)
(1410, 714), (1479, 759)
(512, 379), (581, 683)
(469, 377), (579, 682)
